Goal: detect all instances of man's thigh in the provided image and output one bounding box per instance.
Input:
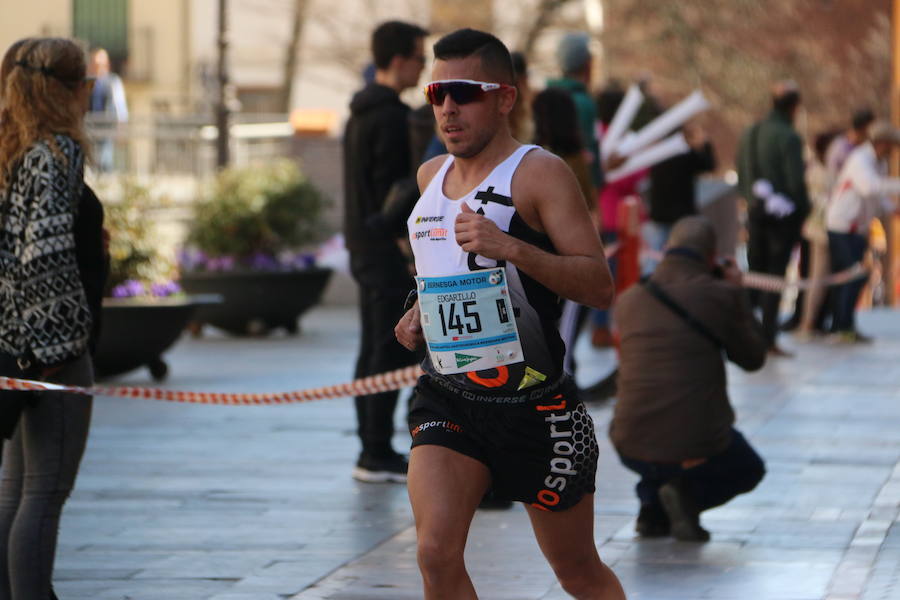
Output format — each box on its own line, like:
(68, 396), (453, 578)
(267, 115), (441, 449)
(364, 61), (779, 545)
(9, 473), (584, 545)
(408, 445), (490, 548)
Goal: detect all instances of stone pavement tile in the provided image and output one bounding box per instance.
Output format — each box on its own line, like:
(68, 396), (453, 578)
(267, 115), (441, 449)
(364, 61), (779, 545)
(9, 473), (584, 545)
(617, 540), (843, 568)
(608, 560), (834, 599)
(208, 595), (283, 600)
(54, 569), (139, 581)
(56, 578), (235, 600)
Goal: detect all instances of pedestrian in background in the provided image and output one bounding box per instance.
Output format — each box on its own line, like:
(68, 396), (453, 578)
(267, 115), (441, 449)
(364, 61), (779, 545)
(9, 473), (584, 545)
(508, 51), (533, 143)
(783, 110), (874, 333)
(826, 121), (900, 343)
(736, 80), (810, 356)
(826, 108), (875, 180)
(0, 37), (97, 600)
(343, 21), (428, 483)
(86, 47), (128, 173)
(796, 129), (842, 338)
(642, 122), (716, 275)
(547, 32), (602, 189)
(531, 88), (598, 388)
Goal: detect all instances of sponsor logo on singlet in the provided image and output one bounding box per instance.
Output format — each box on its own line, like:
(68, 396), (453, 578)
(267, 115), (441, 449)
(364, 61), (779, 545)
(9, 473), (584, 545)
(412, 227), (449, 241)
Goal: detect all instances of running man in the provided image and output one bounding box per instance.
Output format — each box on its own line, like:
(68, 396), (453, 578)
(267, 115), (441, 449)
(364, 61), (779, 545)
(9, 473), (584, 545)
(395, 29), (625, 600)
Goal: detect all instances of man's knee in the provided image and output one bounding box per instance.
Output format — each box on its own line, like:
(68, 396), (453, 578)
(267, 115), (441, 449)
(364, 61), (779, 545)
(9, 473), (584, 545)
(553, 554), (603, 598)
(738, 454), (766, 494)
(416, 534), (465, 579)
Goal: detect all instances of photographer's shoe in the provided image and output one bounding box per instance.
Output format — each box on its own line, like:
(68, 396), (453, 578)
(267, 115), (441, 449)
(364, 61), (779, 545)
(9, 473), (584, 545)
(635, 504), (670, 538)
(658, 479), (710, 542)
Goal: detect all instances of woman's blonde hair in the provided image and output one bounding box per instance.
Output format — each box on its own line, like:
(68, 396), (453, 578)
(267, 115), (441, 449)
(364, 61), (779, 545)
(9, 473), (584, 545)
(0, 37), (92, 189)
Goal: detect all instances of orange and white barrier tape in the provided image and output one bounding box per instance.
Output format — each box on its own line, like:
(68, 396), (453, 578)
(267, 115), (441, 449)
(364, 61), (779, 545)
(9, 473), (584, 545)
(0, 365), (424, 405)
(639, 247), (868, 293)
(741, 263), (868, 293)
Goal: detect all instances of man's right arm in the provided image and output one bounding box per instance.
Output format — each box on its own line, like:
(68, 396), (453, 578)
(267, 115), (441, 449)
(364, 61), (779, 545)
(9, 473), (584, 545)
(721, 286), (767, 371)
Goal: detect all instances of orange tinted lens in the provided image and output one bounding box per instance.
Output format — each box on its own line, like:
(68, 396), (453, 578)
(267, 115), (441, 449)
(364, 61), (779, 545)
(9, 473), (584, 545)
(425, 82), (485, 106)
(425, 83), (444, 105)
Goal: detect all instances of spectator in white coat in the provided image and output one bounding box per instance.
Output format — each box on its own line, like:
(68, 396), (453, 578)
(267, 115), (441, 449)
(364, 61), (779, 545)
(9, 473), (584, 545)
(826, 121), (900, 342)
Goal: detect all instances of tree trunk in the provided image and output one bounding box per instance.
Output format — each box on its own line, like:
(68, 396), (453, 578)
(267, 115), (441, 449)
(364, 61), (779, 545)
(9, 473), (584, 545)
(520, 0), (576, 57)
(279, 0), (309, 114)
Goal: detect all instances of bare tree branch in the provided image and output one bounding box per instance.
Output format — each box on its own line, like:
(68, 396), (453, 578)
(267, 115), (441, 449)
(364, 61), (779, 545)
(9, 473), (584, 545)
(278, 0), (310, 113)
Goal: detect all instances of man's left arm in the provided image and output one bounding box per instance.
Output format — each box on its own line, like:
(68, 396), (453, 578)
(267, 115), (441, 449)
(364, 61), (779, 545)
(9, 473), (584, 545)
(454, 151), (613, 309)
(783, 132), (810, 217)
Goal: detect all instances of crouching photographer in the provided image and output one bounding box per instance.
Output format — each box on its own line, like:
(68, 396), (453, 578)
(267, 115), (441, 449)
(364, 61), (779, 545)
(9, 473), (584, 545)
(611, 216), (768, 541)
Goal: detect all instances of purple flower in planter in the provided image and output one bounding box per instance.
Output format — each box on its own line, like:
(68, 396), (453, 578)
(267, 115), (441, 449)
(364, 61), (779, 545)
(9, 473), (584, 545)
(111, 279), (148, 298)
(279, 251), (315, 270)
(249, 252), (280, 271)
(151, 281), (182, 297)
(207, 255), (236, 272)
(178, 248), (208, 272)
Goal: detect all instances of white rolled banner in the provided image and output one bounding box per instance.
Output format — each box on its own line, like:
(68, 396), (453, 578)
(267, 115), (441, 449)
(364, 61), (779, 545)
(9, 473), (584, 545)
(601, 84), (643, 162)
(605, 132), (690, 182)
(615, 90), (710, 158)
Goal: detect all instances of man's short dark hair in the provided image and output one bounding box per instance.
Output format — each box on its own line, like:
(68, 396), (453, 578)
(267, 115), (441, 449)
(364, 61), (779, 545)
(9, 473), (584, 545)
(851, 108), (875, 132)
(432, 28), (514, 84)
(372, 21), (427, 70)
(772, 90), (800, 113)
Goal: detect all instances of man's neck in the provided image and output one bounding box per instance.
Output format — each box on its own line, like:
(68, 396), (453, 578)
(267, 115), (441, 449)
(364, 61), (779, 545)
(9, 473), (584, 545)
(374, 70), (404, 94)
(451, 130), (521, 183)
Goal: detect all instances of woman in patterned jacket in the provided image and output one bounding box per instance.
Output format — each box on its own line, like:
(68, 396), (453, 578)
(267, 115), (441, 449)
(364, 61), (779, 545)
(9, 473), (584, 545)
(0, 37), (96, 600)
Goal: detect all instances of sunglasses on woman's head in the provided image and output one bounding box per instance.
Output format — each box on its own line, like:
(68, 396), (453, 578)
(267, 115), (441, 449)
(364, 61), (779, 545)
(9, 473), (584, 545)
(423, 79), (510, 106)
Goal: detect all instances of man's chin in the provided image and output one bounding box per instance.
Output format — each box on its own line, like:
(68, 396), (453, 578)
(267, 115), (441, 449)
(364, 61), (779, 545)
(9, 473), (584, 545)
(448, 141), (481, 160)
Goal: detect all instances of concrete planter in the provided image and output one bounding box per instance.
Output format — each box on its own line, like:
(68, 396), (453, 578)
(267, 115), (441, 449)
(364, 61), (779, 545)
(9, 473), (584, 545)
(179, 267), (332, 336)
(94, 295), (220, 381)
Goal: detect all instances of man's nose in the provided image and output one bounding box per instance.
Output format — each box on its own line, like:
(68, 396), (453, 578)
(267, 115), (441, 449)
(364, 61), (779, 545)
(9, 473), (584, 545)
(440, 94), (458, 114)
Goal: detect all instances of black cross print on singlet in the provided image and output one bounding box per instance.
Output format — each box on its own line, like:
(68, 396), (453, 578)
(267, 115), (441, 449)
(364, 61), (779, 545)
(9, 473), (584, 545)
(467, 186), (511, 272)
(474, 186), (513, 207)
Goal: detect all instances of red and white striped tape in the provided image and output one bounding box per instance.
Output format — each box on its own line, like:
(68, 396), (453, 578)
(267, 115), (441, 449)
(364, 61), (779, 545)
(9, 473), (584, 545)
(639, 247), (868, 293)
(0, 365), (425, 406)
(740, 263), (868, 293)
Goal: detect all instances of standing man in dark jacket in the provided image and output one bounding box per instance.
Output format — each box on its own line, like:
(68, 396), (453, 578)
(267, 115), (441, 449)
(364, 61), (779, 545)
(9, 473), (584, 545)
(612, 216), (767, 542)
(736, 80), (810, 355)
(343, 20), (427, 483)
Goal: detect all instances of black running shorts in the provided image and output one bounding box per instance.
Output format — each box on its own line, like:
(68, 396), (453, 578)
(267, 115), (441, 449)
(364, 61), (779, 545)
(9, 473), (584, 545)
(408, 375), (599, 512)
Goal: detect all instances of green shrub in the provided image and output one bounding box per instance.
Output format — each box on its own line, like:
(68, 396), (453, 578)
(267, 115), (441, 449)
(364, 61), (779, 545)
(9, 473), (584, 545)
(102, 178), (178, 296)
(185, 160), (328, 268)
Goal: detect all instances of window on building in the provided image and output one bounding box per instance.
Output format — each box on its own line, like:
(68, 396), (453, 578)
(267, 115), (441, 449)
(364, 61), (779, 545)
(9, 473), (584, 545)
(73, 0), (129, 72)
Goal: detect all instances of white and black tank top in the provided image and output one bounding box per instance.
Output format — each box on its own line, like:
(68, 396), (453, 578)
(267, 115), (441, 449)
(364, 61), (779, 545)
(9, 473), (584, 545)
(407, 145), (565, 396)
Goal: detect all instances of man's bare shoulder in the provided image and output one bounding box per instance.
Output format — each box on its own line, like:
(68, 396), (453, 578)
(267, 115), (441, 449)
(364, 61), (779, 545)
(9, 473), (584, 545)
(517, 148), (571, 181)
(512, 147), (579, 203)
(417, 154), (448, 192)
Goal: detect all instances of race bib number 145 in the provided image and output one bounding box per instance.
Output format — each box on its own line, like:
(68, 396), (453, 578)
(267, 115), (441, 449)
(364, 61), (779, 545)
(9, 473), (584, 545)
(416, 268), (523, 375)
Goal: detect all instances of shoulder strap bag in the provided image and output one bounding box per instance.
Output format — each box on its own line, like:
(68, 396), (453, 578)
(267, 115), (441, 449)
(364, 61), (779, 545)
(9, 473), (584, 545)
(642, 278), (724, 349)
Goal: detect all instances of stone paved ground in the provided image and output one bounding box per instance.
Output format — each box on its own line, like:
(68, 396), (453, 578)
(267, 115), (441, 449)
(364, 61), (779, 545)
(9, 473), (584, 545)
(50, 306), (900, 600)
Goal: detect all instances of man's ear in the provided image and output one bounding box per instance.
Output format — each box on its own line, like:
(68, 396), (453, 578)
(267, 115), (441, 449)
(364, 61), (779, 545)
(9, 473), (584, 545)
(498, 85), (518, 116)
